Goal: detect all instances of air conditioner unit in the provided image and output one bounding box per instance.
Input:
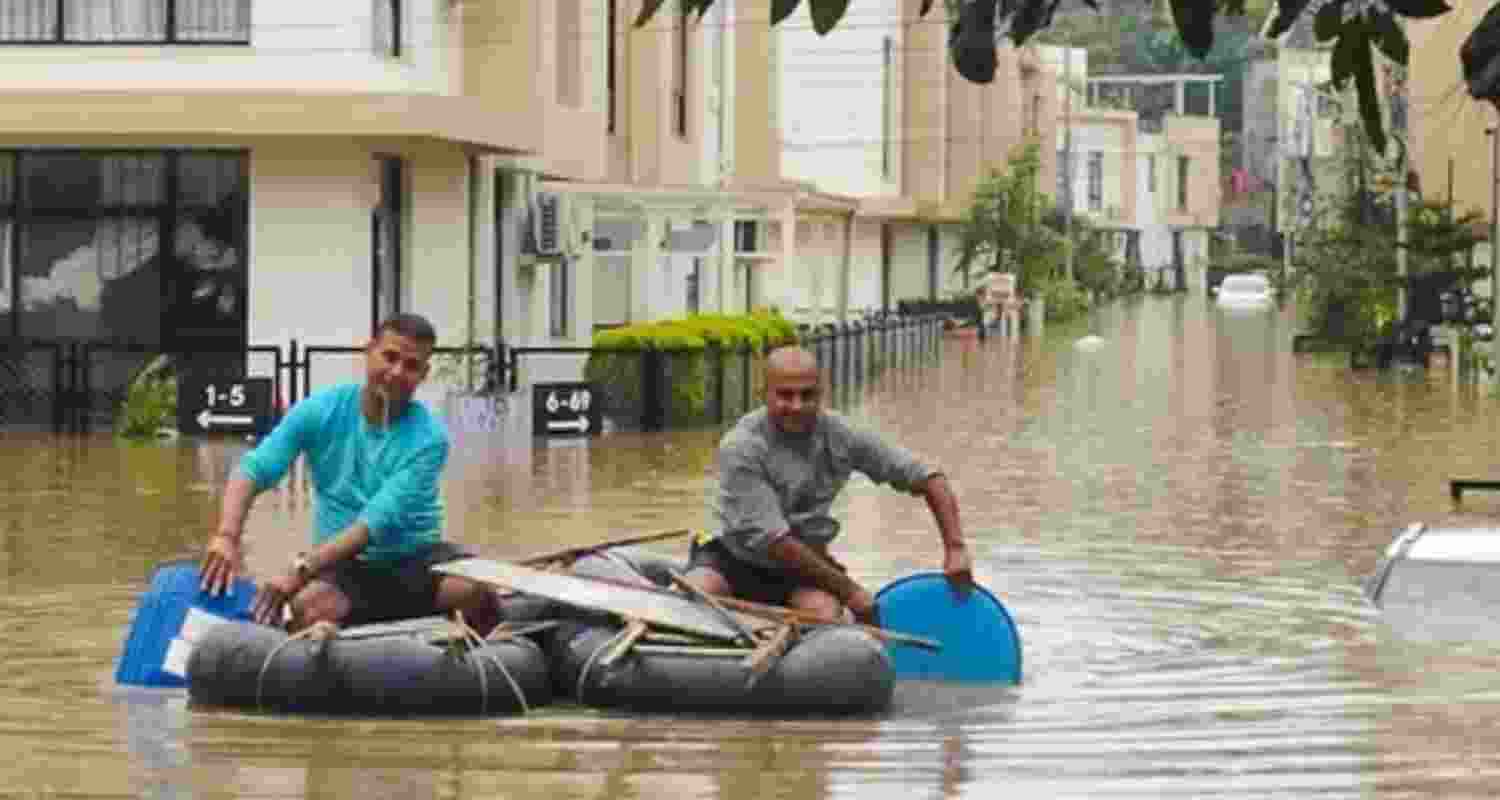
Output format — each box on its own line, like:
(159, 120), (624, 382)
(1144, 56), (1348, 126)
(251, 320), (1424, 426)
(523, 192), (563, 257)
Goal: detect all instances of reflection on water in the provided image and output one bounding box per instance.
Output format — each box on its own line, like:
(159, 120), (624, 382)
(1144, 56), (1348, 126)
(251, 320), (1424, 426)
(11, 295), (1500, 796)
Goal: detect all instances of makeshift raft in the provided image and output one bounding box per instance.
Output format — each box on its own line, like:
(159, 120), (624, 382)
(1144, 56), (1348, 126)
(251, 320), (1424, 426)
(435, 547), (902, 715)
(185, 614), (554, 716)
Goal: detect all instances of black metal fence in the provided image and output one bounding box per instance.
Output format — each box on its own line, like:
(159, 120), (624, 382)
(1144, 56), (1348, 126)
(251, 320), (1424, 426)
(506, 313), (944, 432)
(0, 338), (498, 434)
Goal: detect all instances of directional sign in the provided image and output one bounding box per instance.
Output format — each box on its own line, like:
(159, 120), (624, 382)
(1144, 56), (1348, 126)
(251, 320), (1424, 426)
(178, 376), (275, 437)
(532, 382), (602, 438)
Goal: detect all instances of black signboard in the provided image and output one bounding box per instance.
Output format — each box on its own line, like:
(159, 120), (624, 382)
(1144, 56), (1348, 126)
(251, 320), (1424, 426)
(178, 376), (275, 437)
(532, 382), (602, 438)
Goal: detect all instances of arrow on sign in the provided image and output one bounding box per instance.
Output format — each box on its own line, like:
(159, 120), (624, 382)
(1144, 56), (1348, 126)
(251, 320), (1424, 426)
(197, 409), (254, 430)
(546, 417), (590, 433)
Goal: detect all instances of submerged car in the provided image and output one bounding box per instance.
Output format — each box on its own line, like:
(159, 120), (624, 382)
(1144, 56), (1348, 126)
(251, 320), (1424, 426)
(1215, 273), (1275, 310)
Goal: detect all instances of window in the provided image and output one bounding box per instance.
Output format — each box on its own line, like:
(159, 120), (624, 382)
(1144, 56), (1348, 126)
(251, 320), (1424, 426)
(672, 4), (688, 138)
(1147, 154), (1157, 193)
(549, 260), (570, 338)
(556, 0), (581, 107)
(372, 157), (405, 331)
(0, 150), (248, 347)
(373, 0), (401, 58)
(606, 0), (618, 133)
(881, 36), (895, 180)
(1177, 155), (1190, 211)
(1087, 151), (1103, 212)
(0, 0), (251, 44)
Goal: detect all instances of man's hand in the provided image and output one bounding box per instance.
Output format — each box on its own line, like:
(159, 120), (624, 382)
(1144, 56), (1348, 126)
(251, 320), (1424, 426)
(251, 569), (305, 628)
(942, 543), (975, 599)
(200, 531), (243, 597)
(846, 586), (880, 627)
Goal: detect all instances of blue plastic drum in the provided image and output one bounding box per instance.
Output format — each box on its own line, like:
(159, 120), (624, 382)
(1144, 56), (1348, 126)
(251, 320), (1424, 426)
(873, 573), (1022, 684)
(115, 559), (257, 688)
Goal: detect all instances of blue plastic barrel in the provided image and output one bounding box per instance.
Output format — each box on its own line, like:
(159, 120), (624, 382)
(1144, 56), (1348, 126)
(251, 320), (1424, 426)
(115, 559), (257, 688)
(873, 572), (1023, 684)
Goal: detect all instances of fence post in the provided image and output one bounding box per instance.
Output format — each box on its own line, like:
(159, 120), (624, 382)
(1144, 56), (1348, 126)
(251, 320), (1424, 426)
(714, 344), (726, 424)
(641, 348), (664, 432)
(75, 341), (90, 434)
(48, 342), (63, 434)
(287, 339), (301, 406)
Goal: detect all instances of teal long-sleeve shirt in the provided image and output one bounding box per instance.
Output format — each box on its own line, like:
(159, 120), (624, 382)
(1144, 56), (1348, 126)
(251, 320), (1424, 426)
(237, 383), (449, 565)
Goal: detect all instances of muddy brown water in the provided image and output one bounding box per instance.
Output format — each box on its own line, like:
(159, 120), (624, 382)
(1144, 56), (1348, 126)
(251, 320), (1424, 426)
(6, 295), (1500, 798)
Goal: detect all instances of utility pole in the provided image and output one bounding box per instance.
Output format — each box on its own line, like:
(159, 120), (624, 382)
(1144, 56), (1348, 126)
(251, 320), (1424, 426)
(1063, 46), (1075, 283)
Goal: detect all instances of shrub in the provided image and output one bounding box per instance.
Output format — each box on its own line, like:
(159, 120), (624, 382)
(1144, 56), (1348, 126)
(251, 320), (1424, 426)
(583, 311), (798, 427)
(116, 354), (178, 441)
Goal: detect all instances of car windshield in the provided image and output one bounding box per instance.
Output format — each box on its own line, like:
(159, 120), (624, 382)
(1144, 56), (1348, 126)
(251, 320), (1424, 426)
(1221, 275), (1270, 294)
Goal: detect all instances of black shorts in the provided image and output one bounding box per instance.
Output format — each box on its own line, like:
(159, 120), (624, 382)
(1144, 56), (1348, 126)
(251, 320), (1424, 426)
(686, 538), (844, 608)
(311, 541), (474, 626)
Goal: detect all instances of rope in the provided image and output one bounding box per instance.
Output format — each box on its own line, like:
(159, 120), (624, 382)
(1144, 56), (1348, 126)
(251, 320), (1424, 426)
(254, 621), (335, 713)
(574, 625), (633, 705)
(452, 611), (530, 716)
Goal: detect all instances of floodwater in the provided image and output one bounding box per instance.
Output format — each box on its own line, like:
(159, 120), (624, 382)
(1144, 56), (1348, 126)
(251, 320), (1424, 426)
(7, 294), (1500, 798)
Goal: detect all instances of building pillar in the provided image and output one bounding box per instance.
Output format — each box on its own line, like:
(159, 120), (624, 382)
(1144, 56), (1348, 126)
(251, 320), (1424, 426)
(632, 211), (665, 322)
(571, 196), (595, 343)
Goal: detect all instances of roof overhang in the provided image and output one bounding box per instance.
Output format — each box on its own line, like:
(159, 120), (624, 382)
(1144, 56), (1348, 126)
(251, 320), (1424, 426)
(0, 91), (539, 155)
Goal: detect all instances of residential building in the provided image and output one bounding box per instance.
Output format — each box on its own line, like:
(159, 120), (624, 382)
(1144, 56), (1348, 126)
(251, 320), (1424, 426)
(1079, 71), (1223, 290)
(0, 0), (538, 408)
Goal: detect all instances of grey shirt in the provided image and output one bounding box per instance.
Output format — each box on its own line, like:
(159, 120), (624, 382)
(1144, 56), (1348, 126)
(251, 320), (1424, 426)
(712, 408), (939, 570)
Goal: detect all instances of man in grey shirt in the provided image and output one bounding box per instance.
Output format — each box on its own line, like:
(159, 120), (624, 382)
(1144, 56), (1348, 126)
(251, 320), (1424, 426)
(684, 346), (973, 624)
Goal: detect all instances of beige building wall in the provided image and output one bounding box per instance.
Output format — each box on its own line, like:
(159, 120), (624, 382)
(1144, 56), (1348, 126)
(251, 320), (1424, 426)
(1162, 115), (1222, 230)
(1411, 7), (1495, 230)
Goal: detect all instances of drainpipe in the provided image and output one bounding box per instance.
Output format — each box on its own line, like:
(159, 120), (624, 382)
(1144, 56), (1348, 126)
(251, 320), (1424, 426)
(466, 153), (480, 392)
(839, 209), (854, 320)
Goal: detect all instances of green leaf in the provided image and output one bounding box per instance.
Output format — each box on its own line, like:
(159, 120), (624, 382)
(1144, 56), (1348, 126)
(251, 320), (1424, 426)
(1313, 0), (1343, 41)
(1330, 27), (1362, 88)
(1266, 0), (1312, 38)
(1386, 0), (1450, 19)
(810, 0), (852, 34)
(634, 0), (671, 27)
(771, 0), (802, 26)
(1371, 12), (1409, 64)
(1353, 36), (1387, 154)
(1170, 0), (1216, 57)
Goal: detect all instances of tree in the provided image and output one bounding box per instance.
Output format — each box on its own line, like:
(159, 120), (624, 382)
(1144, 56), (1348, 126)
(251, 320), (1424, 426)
(636, 0), (1456, 158)
(951, 142), (1062, 298)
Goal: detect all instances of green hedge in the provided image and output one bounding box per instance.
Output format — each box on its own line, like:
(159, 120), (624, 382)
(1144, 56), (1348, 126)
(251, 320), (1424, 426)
(584, 312), (799, 427)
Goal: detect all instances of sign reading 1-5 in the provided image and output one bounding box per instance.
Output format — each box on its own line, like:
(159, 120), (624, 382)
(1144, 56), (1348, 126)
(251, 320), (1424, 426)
(179, 376), (275, 437)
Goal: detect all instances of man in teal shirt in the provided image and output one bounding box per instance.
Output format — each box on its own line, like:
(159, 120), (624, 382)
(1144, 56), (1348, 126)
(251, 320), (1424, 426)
(198, 313), (497, 634)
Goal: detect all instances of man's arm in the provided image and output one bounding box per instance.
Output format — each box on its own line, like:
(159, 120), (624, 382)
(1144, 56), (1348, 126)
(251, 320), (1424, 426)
(766, 535), (878, 623)
(919, 474), (974, 596)
(201, 398), (318, 596)
(845, 423), (974, 595)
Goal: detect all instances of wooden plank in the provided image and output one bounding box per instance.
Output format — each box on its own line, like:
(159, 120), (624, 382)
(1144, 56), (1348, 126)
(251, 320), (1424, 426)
(433, 558), (761, 644)
(515, 528), (696, 567)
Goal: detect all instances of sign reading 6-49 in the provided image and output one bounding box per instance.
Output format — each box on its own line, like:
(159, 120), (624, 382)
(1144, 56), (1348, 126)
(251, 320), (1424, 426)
(532, 382), (602, 438)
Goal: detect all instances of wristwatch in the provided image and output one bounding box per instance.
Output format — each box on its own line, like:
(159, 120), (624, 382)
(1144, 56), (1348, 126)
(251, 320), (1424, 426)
(292, 552), (314, 581)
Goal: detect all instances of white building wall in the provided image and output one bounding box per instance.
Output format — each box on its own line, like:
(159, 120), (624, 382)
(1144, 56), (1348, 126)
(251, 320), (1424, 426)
(848, 220), (883, 314)
(0, 0), (462, 94)
(890, 223), (929, 303)
(247, 139), (486, 396)
(1137, 133), (1173, 270)
(778, 0), (902, 198)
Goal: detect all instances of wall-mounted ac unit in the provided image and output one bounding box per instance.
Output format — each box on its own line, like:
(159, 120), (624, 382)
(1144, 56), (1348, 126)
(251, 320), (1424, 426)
(523, 192), (563, 257)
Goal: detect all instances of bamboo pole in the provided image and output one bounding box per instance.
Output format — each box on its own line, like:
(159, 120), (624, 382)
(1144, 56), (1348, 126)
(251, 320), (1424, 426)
(514, 528), (696, 567)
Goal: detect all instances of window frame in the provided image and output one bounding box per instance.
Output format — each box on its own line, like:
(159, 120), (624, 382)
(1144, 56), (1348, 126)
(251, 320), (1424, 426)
(0, 147), (250, 344)
(0, 0), (252, 46)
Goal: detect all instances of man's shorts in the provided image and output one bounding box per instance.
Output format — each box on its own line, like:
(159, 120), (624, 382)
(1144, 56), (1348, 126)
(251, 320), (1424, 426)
(310, 541), (474, 626)
(685, 537), (845, 608)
